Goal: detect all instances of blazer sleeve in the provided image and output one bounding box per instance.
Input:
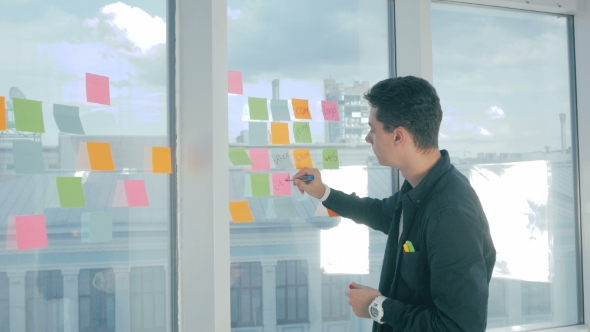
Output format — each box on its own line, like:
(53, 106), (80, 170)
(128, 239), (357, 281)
(380, 207), (491, 331)
(322, 188), (398, 234)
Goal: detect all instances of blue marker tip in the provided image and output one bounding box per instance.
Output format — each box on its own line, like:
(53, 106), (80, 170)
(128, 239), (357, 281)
(286, 175), (315, 182)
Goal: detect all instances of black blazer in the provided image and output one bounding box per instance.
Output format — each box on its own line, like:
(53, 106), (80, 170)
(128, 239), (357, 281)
(323, 150), (496, 332)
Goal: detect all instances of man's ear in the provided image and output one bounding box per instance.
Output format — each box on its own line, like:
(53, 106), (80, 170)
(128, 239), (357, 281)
(393, 127), (403, 143)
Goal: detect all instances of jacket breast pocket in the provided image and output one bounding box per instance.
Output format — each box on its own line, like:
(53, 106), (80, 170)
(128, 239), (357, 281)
(401, 251), (428, 291)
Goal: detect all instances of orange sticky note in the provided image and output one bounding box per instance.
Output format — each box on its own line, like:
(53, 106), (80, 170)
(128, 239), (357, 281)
(152, 147), (172, 174)
(229, 201), (254, 223)
(292, 99), (312, 120)
(0, 96), (6, 130)
(87, 142), (115, 171)
(271, 122), (290, 145)
(327, 208), (340, 217)
(293, 149), (313, 169)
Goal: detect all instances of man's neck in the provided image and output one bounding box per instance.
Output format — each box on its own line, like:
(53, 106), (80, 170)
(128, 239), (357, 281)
(400, 149), (442, 188)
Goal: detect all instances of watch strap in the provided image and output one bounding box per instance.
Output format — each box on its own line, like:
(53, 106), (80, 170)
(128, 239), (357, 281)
(369, 295), (387, 324)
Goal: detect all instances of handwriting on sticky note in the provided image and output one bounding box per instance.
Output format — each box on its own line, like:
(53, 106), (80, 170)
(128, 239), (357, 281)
(293, 149), (313, 169)
(249, 148), (270, 171)
(87, 142), (115, 171)
(124, 180), (149, 207)
(292, 99), (312, 120)
(86, 73), (111, 105)
(271, 148), (293, 169)
(56, 177), (86, 208)
(272, 173), (292, 196)
(322, 148), (339, 169)
(271, 122), (290, 145)
(293, 122), (312, 143)
(13, 98), (45, 133)
(228, 70), (243, 94)
(321, 101), (340, 121)
(229, 201), (255, 223)
(152, 147), (172, 173)
(251, 174), (271, 197)
(15, 215), (48, 250)
(0, 96), (6, 130)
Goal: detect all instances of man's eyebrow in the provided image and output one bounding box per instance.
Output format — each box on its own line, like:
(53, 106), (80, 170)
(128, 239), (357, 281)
(368, 122), (373, 128)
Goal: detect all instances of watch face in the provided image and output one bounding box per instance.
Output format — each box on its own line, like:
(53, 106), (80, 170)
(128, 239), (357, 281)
(370, 306), (379, 317)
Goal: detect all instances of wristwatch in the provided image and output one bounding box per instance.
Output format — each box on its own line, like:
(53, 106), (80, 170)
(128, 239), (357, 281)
(368, 295), (387, 324)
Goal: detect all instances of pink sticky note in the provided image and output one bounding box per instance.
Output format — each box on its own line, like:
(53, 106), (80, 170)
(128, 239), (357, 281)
(86, 73), (111, 105)
(272, 173), (292, 196)
(228, 71), (243, 95)
(124, 180), (149, 207)
(15, 215), (48, 250)
(321, 101), (340, 121)
(249, 148), (271, 171)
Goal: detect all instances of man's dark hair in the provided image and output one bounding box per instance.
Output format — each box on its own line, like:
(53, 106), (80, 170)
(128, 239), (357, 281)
(364, 76), (443, 150)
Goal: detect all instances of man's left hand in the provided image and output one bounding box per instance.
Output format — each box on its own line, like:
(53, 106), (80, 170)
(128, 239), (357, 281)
(344, 282), (382, 318)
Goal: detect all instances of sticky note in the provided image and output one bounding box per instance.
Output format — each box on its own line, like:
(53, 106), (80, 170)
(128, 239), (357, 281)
(251, 174), (271, 197)
(249, 148), (270, 171)
(229, 147), (252, 166)
(272, 197), (297, 219)
(271, 122), (290, 145)
(270, 99), (291, 121)
(53, 104), (85, 134)
(152, 147), (172, 173)
(243, 175), (252, 197)
(322, 148), (340, 169)
(56, 177), (86, 208)
(13, 140), (45, 174)
(272, 173), (292, 196)
(124, 180), (149, 207)
(292, 99), (312, 120)
(249, 122), (268, 145)
(321, 101), (340, 121)
(228, 70), (243, 94)
(15, 215), (48, 250)
(248, 97), (269, 121)
(13, 98), (45, 133)
(81, 212), (113, 243)
(229, 201), (254, 223)
(86, 73), (111, 105)
(112, 180), (128, 207)
(293, 122), (312, 143)
(327, 208), (340, 217)
(271, 148), (294, 169)
(87, 142), (115, 171)
(0, 96), (6, 130)
(44, 177), (60, 208)
(293, 149), (313, 169)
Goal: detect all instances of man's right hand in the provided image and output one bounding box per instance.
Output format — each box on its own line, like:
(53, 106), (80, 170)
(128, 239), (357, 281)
(292, 167), (325, 199)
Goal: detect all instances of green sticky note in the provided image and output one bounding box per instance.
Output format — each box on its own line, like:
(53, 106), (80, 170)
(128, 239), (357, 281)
(251, 174), (271, 197)
(248, 97), (269, 120)
(56, 177), (86, 208)
(13, 98), (45, 133)
(82, 212), (113, 243)
(293, 122), (312, 143)
(229, 147), (252, 166)
(322, 148), (339, 169)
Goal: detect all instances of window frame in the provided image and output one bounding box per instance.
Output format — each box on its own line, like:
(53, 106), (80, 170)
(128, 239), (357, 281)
(175, 0), (590, 331)
(230, 262), (263, 328)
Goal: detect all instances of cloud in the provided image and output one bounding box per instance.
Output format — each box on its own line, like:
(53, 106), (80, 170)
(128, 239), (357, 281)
(487, 106), (505, 119)
(227, 7), (241, 20)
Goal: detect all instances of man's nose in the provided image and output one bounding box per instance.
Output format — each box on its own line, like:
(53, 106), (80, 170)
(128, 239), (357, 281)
(365, 134), (371, 144)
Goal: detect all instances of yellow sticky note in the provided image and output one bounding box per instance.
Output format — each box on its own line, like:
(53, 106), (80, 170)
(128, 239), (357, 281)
(229, 201), (254, 223)
(271, 122), (290, 145)
(152, 147), (172, 174)
(292, 99), (312, 120)
(87, 142), (115, 171)
(403, 243), (410, 252)
(293, 148), (313, 169)
(0, 96), (6, 130)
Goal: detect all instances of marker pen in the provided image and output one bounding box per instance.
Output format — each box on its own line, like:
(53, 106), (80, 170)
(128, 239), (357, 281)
(286, 175), (315, 182)
(349, 283), (355, 289)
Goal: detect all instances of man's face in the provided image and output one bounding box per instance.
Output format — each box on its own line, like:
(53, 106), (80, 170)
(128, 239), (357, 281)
(365, 107), (396, 167)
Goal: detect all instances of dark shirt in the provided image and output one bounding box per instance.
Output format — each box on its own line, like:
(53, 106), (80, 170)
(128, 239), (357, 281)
(323, 150), (496, 332)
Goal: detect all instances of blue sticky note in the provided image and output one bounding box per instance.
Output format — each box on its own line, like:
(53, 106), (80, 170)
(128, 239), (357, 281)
(249, 122), (268, 146)
(270, 148), (294, 169)
(270, 100), (291, 121)
(13, 140), (45, 174)
(53, 104), (85, 135)
(272, 197), (297, 219)
(81, 212), (113, 243)
(44, 176), (60, 208)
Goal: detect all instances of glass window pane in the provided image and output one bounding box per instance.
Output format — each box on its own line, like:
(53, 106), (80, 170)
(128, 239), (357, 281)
(252, 288), (262, 325)
(432, 2), (580, 329)
(143, 295), (154, 328)
(0, 1), (172, 331)
(240, 288), (251, 323)
(276, 262), (286, 286)
(241, 263), (251, 287)
(297, 286), (307, 320)
(287, 286), (297, 321)
(287, 262), (296, 286)
(276, 287), (286, 321)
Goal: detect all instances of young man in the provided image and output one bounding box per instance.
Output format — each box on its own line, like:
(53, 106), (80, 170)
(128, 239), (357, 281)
(293, 76), (496, 331)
